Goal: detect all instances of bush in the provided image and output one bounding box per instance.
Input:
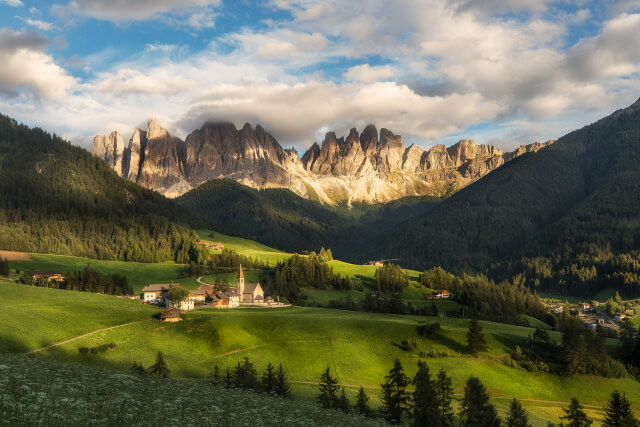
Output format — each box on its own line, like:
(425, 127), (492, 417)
(78, 347), (89, 354)
(416, 322), (441, 337)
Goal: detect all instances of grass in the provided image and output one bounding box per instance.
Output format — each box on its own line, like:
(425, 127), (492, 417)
(196, 229), (291, 265)
(9, 253), (184, 293)
(3, 283), (640, 425)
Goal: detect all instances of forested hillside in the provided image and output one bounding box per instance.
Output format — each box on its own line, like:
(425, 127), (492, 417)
(177, 178), (439, 257)
(365, 98), (640, 297)
(0, 114), (209, 263)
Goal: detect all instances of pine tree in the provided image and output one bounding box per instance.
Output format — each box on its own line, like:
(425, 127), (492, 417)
(466, 318), (488, 356)
(562, 398), (592, 427)
(603, 391), (633, 427)
(317, 365), (340, 409)
(355, 386), (371, 417)
(147, 352), (170, 378)
(412, 361), (440, 427)
(619, 319), (637, 363)
(435, 368), (454, 427)
(275, 364), (292, 399)
(380, 359), (410, 424)
(506, 398), (530, 427)
(338, 389), (351, 414)
(224, 368), (232, 389)
(130, 362), (146, 375)
(262, 362), (275, 394)
(461, 376), (501, 427)
(210, 365), (220, 383)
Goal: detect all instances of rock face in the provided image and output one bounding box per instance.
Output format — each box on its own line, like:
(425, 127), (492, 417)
(91, 120), (554, 204)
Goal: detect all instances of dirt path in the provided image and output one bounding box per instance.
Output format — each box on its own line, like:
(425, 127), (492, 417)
(0, 250), (33, 261)
(289, 381), (603, 408)
(23, 319), (150, 355)
(208, 339), (345, 361)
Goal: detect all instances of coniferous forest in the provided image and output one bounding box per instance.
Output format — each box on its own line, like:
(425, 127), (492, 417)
(0, 114), (210, 263)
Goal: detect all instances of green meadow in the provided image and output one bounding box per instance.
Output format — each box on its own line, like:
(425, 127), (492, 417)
(1, 280), (636, 425)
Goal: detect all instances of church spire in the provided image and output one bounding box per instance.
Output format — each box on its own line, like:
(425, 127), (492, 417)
(238, 264), (244, 279)
(237, 264), (245, 298)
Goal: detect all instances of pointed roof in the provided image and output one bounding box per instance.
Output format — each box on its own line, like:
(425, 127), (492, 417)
(238, 264), (244, 279)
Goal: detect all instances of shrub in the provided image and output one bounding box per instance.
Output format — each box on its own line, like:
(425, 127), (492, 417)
(416, 322), (441, 337)
(78, 347), (89, 354)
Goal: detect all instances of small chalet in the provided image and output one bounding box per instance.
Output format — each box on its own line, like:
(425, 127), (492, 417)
(216, 291), (240, 308)
(189, 289), (207, 302)
(265, 296), (275, 304)
(198, 241), (224, 251)
(626, 307), (635, 314)
(578, 302), (590, 311)
(615, 313), (627, 321)
(141, 284), (171, 303)
(367, 261), (384, 267)
(434, 290), (450, 299)
(165, 297), (194, 311)
(160, 307), (181, 322)
(33, 270), (65, 282)
(591, 300), (600, 307)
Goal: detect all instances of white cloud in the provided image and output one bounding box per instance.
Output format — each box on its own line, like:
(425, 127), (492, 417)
(344, 64), (395, 83)
(53, 0), (222, 28)
(0, 29), (76, 100)
(16, 17), (58, 31)
(2, 0), (23, 6)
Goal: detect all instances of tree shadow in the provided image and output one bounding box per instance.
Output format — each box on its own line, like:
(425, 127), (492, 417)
(427, 331), (468, 355)
(0, 334), (30, 353)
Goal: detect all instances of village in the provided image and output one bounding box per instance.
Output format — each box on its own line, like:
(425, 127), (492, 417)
(546, 298), (638, 332)
(140, 265), (284, 322)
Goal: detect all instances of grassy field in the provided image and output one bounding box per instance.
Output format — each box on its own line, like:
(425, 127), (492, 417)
(1, 283), (635, 425)
(196, 229), (291, 265)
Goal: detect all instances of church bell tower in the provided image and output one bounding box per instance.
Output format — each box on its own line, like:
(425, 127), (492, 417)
(237, 264), (245, 297)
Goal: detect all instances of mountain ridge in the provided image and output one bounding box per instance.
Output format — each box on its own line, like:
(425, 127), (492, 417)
(91, 121), (554, 203)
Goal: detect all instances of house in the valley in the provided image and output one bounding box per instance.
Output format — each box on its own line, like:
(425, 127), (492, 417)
(216, 291), (240, 308)
(198, 241), (224, 251)
(141, 284), (171, 303)
(434, 290), (450, 299)
(165, 296), (194, 311)
(33, 270), (65, 282)
(591, 300), (600, 307)
(578, 302), (590, 311)
(367, 261), (384, 267)
(625, 307), (635, 314)
(189, 289), (207, 302)
(160, 307), (181, 322)
(614, 313), (627, 321)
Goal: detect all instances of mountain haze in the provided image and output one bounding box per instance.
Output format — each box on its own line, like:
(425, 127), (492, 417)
(91, 121), (553, 204)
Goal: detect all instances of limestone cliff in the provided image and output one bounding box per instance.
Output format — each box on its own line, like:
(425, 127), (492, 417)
(91, 120), (554, 204)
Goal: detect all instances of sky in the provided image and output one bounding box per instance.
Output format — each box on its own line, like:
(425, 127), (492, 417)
(0, 0), (639, 153)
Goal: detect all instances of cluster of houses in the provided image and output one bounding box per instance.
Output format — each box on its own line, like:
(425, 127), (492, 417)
(425, 290), (450, 299)
(32, 270), (65, 282)
(197, 241), (224, 251)
(141, 265), (277, 321)
(546, 299), (637, 331)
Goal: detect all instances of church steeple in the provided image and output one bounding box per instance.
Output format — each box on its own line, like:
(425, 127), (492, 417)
(237, 264), (245, 296)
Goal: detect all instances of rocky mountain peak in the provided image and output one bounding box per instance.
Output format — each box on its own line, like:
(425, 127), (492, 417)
(91, 120), (555, 204)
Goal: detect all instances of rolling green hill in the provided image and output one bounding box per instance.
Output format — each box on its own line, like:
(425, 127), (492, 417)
(178, 179), (439, 257)
(2, 282), (638, 425)
(364, 99), (640, 288)
(0, 113), (210, 263)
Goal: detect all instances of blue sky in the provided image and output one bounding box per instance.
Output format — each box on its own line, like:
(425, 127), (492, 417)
(0, 0), (639, 152)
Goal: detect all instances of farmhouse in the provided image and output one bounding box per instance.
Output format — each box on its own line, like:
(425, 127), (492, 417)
(591, 300), (600, 307)
(615, 313), (627, 321)
(141, 284), (171, 303)
(367, 261), (384, 267)
(578, 302), (590, 311)
(198, 241), (224, 251)
(33, 270), (65, 282)
(166, 297), (194, 311)
(626, 307), (635, 314)
(435, 290), (449, 299)
(189, 289), (207, 302)
(216, 291), (240, 308)
(160, 307), (181, 322)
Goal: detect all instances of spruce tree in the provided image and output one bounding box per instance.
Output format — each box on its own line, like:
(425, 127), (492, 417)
(562, 398), (592, 427)
(275, 364), (292, 399)
(603, 391), (633, 427)
(466, 318), (488, 356)
(506, 398), (530, 427)
(412, 361), (440, 427)
(461, 376), (501, 427)
(380, 359), (410, 424)
(619, 319), (637, 362)
(435, 368), (454, 427)
(338, 389), (351, 414)
(262, 362), (275, 393)
(224, 368), (232, 389)
(355, 386), (371, 417)
(147, 352), (170, 378)
(317, 365), (340, 409)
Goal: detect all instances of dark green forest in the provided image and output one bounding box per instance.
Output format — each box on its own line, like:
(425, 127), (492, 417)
(176, 178), (439, 258)
(0, 114), (210, 263)
(364, 98), (640, 297)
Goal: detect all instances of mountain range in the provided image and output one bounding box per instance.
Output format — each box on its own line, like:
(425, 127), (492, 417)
(91, 120), (553, 204)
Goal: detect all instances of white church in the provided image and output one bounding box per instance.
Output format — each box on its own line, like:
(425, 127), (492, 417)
(235, 264), (265, 303)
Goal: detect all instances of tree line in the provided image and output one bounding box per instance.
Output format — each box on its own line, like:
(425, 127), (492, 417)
(19, 265), (133, 295)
